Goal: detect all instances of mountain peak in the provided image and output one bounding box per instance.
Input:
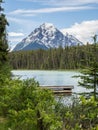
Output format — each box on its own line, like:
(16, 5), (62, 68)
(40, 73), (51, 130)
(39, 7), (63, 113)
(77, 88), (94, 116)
(13, 23), (83, 51)
(40, 23), (54, 29)
(39, 23), (56, 33)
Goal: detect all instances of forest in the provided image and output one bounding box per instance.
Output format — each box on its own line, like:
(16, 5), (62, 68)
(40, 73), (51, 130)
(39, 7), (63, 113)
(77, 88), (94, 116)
(9, 44), (98, 70)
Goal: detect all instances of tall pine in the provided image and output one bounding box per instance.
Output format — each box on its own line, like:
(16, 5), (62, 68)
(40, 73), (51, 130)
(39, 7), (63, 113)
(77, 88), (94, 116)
(78, 35), (98, 100)
(0, 0), (10, 83)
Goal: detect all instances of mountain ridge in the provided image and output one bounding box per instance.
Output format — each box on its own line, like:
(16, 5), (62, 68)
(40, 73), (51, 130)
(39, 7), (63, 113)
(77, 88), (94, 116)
(13, 23), (83, 51)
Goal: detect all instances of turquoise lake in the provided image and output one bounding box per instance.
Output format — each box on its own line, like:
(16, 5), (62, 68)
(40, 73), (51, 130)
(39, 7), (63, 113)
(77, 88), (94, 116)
(12, 70), (93, 94)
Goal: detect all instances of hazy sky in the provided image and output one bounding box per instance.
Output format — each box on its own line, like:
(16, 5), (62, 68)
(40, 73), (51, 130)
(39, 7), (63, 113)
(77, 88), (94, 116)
(3, 0), (98, 47)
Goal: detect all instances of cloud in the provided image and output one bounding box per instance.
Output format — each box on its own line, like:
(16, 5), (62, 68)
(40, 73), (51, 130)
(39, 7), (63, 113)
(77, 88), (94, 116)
(61, 20), (98, 43)
(9, 32), (24, 37)
(7, 17), (41, 46)
(9, 6), (93, 16)
(8, 17), (30, 24)
(8, 32), (25, 47)
(7, 16), (40, 33)
(51, 0), (98, 6)
(8, 37), (23, 51)
(21, 0), (98, 6)
(9, 37), (23, 43)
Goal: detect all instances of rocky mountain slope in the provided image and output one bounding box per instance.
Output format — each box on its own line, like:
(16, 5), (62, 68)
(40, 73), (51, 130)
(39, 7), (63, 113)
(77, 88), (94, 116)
(13, 23), (82, 51)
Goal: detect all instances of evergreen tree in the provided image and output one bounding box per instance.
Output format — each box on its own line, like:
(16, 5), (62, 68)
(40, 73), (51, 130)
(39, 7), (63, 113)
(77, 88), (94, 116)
(78, 35), (98, 100)
(0, 0), (10, 83)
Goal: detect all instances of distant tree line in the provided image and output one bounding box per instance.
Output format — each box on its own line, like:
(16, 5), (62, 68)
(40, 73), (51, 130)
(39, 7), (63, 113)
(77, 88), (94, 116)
(9, 44), (98, 70)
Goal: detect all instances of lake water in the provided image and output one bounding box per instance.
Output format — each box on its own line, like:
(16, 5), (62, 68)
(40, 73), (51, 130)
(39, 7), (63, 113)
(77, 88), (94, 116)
(12, 70), (92, 94)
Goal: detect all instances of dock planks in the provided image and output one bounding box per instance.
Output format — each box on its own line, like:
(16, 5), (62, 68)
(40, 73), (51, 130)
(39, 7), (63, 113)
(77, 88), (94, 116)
(41, 85), (74, 95)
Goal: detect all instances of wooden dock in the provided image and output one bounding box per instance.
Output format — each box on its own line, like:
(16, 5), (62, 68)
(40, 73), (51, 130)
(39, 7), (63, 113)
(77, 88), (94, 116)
(41, 85), (74, 95)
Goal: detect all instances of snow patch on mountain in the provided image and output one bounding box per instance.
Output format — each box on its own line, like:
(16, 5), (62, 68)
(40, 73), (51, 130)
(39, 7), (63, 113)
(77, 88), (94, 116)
(13, 23), (83, 51)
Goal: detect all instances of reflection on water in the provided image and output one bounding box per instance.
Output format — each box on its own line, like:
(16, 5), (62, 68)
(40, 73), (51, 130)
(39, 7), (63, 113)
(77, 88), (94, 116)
(12, 70), (93, 94)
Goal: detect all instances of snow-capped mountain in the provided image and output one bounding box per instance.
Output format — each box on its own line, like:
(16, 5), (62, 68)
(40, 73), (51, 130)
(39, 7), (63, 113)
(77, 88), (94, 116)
(13, 23), (82, 51)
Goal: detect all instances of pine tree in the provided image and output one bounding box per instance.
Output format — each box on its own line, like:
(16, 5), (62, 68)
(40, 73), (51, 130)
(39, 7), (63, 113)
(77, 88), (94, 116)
(78, 35), (98, 100)
(0, 0), (10, 83)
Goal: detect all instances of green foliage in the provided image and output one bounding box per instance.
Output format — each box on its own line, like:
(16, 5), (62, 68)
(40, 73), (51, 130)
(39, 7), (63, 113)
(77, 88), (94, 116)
(57, 96), (98, 130)
(0, 78), (62, 130)
(79, 96), (98, 129)
(0, 0), (11, 82)
(75, 36), (98, 100)
(0, 117), (8, 130)
(0, 78), (98, 130)
(9, 44), (98, 70)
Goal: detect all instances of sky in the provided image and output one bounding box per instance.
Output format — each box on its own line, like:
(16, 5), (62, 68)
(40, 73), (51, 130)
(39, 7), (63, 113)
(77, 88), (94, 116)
(2, 0), (98, 48)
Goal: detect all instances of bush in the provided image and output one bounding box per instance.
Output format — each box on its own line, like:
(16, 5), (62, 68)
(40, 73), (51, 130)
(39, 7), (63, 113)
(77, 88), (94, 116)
(0, 78), (62, 130)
